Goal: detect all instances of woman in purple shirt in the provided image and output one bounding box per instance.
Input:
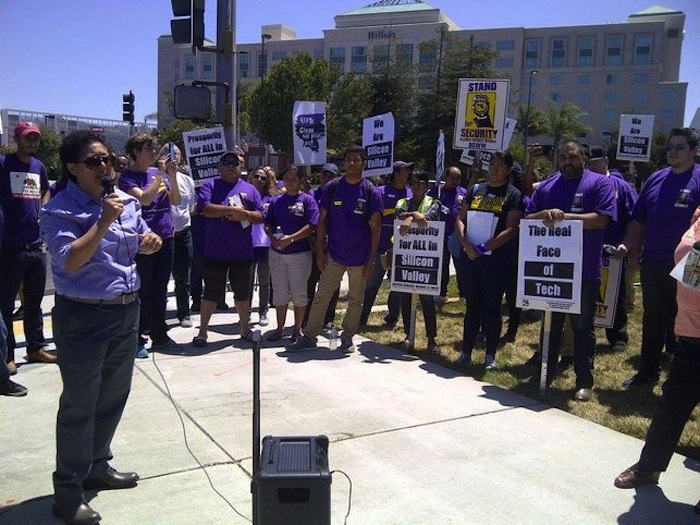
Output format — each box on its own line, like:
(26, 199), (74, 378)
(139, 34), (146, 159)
(265, 166), (319, 341)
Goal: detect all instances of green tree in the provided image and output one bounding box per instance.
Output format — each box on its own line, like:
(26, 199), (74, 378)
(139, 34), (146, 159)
(246, 54), (337, 155)
(541, 101), (592, 152)
(414, 35), (497, 170)
(326, 72), (372, 153)
(156, 119), (200, 154)
(517, 105), (546, 149)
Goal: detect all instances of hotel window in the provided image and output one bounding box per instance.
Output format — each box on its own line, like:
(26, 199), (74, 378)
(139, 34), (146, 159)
(662, 90), (676, 102)
(551, 38), (566, 67)
(258, 53), (268, 77)
(606, 35), (623, 66)
(576, 92), (591, 104)
(351, 46), (367, 74)
(577, 74), (591, 85)
(272, 51), (287, 62)
(524, 39), (539, 68)
(397, 43), (413, 66)
(238, 53), (249, 78)
(185, 56), (195, 80)
(495, 57), (514, 68)
(633, 91), (647, 102)
(634, 72), (649, 84)
(330, 47), (346, 69)
(550, 92), (562, 103)
(550, 75), (564, 85)
(605, 73), (620, 84)
(496, 39), (515, 51)
(202, 55), (213, 79)
(313, 49), (324, 59)
(604, 91), (618, 102)
(634, 34), (652, 65)
(578, 37), (594, 67)
(419, 41), (437, 73)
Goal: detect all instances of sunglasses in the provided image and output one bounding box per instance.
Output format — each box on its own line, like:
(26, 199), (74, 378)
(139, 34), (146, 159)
(221, 159), (240, 167)
(664, 143), (689, 153)
(252, 174), (267, 181)
(140, 144), (157, 152)
(80, 155), (115, 170)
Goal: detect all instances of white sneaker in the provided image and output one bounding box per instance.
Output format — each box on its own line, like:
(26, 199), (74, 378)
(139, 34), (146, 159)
(259, 314), (269, 327)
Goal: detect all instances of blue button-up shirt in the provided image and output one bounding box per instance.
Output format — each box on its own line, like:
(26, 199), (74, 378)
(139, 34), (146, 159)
(41, 180), (148, 300)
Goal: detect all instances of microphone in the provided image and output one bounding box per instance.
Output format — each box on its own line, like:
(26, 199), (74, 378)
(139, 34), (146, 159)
(100, 173), (115, 197)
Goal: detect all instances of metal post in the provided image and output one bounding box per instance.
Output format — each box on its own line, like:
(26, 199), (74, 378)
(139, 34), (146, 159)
(216, 0), (234, 148)
(259, 33), (271, 166)
(523, 69), (538, 149)
(408, 293), (417, 349)
(251, 329), (262, 525)
(539, 310), (552, 396)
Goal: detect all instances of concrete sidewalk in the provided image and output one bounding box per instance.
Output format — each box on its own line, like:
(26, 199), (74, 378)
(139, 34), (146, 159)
(1, 290), (699, 525)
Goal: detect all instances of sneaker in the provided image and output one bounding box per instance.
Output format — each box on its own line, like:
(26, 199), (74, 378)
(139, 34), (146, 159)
(179, 316), (193, 328)
(287, 336), (317, 352)
(338, 337), (356, 354)
(382, 316), (397, 328)
(12, 306), (24, 320)
(26, 347), (58, 364)
(455, 352), (471, 367)
(484, 355), (498, 370)
(0, 378), (28, 397)
(151, 339), (184, 352)
(135, 345), (149, 359)
(612, 341), (627, 352)
(623, 374), (659, 388)
(259, 314), (269, 327)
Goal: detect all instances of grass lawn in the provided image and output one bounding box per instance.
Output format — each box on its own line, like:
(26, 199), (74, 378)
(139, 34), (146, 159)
(347, 280), (700, 461)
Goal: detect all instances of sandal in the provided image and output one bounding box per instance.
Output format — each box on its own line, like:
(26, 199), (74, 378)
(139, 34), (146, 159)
(428, 343), (442, 356)
(267, 330), (284, 342)
(192, 335), (208, 348)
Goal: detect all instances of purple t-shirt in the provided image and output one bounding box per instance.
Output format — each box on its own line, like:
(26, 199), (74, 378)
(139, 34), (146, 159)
(0, 154), (49, 244)
(604, 175), (637, 247)
(431, 184), (467, 238)
(118, 167), (174, 239)
(251, 195), (272, 248)
(266, 192), (319, 255)
(527, 170), (616, 282)
(198, 177), (263, 260)
(631, 164), (700, 266)
(320, 177), (384, 266)
(378, 183), (411, 253)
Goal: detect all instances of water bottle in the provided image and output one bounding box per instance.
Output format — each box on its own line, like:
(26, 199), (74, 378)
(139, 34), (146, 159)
(328, 326), (338, 351)
(273, 226), (284, 241)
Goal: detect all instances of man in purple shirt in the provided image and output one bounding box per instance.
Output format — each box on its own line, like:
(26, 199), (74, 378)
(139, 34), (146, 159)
(526, 140), (616, 402)
(41, 130), (162, 525)
(430, 165), (468, 302)
(0, 121), (55, 374)
(359, 160), (412, 326)
(620, 128), (700, 387)
(290, 145), (383, 353)
(586, 145), (638, 351)
(192, 151), (264, 347)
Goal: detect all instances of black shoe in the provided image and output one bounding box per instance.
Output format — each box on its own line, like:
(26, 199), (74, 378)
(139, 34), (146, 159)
(0, 378), (28, 397)
(383, 315), (397, 328)
(557, 355), (574, 371)
(12, 306), (24, 320)
(191, 302), (201, 313)
(216, 302), (229, 312)
(623, 374), (659, 388)
(526, 351), (542, 367)
(52, 500), (101, 525)
(83, 466), (139, 491)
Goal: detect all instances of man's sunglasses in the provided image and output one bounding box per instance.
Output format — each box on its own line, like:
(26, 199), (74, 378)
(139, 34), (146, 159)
(80, 155), (115, 170)
(221, 159), (240, 167)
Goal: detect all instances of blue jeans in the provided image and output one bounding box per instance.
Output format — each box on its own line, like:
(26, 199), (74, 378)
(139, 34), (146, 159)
(52, 296), (139, 509)
(0, 244), (47, 361)
(543, 281), (599, 389)
(172, 228), (193, 319)
(135, 237), (174, 345)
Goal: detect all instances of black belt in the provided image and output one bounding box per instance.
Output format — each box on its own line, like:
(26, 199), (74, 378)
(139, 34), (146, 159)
(174, 226), (191, 237)
(59, 292), (138, 306)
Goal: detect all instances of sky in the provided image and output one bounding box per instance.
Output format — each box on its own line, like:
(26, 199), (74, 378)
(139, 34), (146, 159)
(1, 0), (698, 126)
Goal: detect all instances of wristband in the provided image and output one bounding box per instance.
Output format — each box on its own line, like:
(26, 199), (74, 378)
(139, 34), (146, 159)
(476, 243), (488, 255)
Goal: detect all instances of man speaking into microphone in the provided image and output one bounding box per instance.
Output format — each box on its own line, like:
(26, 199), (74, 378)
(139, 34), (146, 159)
(41, 130), (162, 525)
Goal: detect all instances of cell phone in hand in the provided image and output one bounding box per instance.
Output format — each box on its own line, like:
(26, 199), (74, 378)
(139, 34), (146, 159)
(169, 142), (175, 162)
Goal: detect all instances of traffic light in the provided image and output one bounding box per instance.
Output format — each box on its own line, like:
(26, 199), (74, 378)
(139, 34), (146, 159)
(171, 0), (204, 49)
(122, 91), (135, 125)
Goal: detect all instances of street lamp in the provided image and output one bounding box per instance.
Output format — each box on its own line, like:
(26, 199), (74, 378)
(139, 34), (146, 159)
(523, 69), (538, 149)
(259, 33), (272, 165)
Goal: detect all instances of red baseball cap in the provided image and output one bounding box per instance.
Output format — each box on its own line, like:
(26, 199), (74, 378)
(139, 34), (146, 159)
(14, 121), (42, 138)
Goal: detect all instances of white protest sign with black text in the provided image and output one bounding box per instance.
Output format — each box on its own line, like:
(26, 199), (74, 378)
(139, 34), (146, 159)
(390, 220), (444, 296)
(594, 255), (623, 328)
(616, 114), (655, 162)
(182, 126), (227, 185)
(362, 112), (394, 177)
(517, 219), (583, 314)
(454, 79), (510, 151)
(292, 101), (327, 166)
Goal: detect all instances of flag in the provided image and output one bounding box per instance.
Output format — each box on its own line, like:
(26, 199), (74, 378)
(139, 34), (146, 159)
(435, 129), (445, 183)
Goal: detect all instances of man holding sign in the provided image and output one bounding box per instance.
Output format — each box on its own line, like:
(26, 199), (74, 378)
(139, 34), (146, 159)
(525, 141), (616, 401)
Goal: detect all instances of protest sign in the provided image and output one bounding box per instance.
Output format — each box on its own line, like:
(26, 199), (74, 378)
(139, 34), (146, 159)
(390, 220), (444, 296)
(454, 79), (510, 151)
(293, 101), (327, 166)
(616, 114), (655, 162)
(182, 126), (227, 185)
(362, 112), (394, 177)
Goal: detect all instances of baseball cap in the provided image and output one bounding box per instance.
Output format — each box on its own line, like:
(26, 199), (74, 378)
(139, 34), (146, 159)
(14, 121), (41, 138)
(393, 160), (414, 170)
(320, 162), (338, 175)
(219, 151), (244, 164)
(588, 146), (606, 161)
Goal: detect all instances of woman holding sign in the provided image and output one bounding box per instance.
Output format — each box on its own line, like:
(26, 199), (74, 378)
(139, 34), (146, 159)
(455, 150), (523, 370)
(395, 169), (443, 355)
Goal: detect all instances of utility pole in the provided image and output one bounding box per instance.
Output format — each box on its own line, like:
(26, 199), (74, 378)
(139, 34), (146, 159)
(216, 0), (235, 149)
